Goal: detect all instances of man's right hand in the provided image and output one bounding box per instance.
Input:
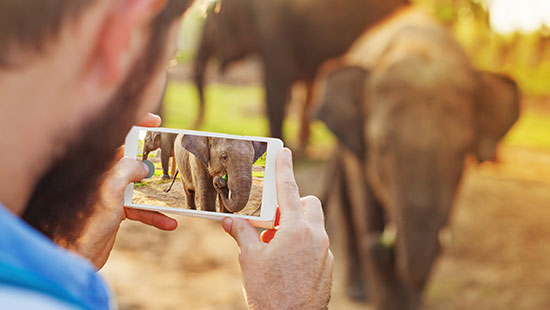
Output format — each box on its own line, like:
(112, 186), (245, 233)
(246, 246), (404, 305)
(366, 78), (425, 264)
(222, 148), (333, 310)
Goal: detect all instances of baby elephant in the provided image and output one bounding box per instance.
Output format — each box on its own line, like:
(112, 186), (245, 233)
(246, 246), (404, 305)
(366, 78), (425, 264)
(173, 134), (266, 213)
(143, 131), (178, 180)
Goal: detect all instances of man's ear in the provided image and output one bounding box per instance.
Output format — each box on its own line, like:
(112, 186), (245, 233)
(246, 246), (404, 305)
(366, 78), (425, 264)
(316, 66), (369, 159)
(473, 71), (521, 162)
(96, 0), (168, 83)
(181, 135), (210, 166)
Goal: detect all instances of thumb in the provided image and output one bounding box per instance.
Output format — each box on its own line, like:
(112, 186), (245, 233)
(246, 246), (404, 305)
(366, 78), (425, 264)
(222, 218), (261, 252)
(275, 148), (303, 223)
(109, 157), (150, 192)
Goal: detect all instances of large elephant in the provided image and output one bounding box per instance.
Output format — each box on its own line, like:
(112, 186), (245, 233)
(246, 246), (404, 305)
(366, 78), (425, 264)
(172, 134), (266, 213)
(317, 11), (520, 310)
(193, 0), (409, 149)
(142, 131), (178, 180)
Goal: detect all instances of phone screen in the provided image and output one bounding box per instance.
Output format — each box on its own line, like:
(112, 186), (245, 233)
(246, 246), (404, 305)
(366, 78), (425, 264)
(132, 129), (268, 217)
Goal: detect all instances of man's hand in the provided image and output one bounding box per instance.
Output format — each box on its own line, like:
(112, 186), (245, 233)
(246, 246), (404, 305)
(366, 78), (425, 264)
(222, 148), (334, 310)
(71, 113), (178, 269)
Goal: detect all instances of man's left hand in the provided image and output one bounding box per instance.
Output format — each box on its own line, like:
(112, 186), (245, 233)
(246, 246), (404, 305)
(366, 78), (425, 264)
(70, 113), (178, 269)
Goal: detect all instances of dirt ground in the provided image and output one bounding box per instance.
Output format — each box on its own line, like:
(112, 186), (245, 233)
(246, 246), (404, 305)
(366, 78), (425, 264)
(100, 60), (550, 309)
(101, 142), (550, 310)
(132, 156), (264, 217)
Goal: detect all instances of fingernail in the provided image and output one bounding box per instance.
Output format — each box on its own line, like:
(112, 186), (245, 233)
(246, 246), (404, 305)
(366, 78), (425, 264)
(141, 160), (155, 179)
(283, 148), (292, 159)
(141, 162), (149, 172)
(222, 218), (233, 233)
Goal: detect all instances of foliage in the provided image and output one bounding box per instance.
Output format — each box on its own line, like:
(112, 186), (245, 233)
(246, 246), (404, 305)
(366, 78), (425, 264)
(505, 110), (550, 150)
(413, 0), (550, 96)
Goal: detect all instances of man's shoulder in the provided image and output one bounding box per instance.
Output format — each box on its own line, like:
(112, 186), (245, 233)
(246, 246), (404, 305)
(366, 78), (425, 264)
(0, 284), (84, 310)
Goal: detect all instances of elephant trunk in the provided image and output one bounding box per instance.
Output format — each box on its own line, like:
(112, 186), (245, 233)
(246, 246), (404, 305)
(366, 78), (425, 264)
(142, 150), (149, 161)
(392, 175), (456, 294)
(216, 171), (253, 213)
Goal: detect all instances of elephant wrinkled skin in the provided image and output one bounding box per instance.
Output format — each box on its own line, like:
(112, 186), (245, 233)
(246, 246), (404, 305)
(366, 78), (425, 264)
(172, 134), (266, 213)
(318, 9), (520, 310)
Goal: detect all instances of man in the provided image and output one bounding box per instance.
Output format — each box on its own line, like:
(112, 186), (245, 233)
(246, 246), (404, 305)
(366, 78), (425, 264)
(0, 0), (333, 309)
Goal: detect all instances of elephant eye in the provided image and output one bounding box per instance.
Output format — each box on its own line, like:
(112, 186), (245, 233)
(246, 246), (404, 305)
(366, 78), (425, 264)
(221, 153), (228, 160)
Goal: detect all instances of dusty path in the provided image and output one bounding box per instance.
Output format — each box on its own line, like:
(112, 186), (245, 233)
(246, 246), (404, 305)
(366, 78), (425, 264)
(132, 157), (264, 217)
(102, 144), (550, 310)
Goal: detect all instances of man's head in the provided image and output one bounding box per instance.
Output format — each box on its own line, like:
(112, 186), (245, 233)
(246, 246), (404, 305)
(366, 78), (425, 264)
(0, 0), (193, 244)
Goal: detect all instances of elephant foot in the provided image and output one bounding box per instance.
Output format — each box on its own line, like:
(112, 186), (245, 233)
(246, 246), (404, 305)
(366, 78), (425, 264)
(162, 174), (171, 180)
(346, 276), (368, 302)
(370, 236), (394, 263)
(346, 258), (368, 302)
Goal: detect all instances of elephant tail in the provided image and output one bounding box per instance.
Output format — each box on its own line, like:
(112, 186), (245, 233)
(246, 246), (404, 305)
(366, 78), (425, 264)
(164, 169), (180, 193)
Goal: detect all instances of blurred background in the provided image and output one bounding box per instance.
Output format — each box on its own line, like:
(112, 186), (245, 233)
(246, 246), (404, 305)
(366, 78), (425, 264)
(101, 0), (550, 309)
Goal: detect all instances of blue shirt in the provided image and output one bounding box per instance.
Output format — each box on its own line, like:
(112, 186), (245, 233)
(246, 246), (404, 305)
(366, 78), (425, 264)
(0, 204), (113, 309)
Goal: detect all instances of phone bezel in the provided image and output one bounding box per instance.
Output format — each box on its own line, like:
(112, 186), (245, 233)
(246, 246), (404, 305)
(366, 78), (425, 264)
(123, 126), (282, 228)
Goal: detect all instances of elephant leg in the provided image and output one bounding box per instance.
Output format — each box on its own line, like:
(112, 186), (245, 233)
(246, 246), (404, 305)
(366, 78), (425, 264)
(161, 150), (171, 180)
(181, 175), (196, 210)
(337, 158), (368, 301)
(365, 234), (410, 310)
(395, 230), (441, 310)
(340, 150), (407, 308)
(215, 195), (230, 213)
(298, 80), (314, 153)
(264, 68), (292, 140)
(362, 188), (409, 310)
(185, 188), (196, 210)
(196, 178), (217, 212)
(319, 151), (344, 218)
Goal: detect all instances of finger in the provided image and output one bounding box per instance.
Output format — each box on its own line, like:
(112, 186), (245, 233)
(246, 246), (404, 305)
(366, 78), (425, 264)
(260, 227), (278, 243)
(109, 157), (150, 192)
(124, 208), (178, 231)
(115, 146), (125, 161)
(300, 196), (326, 230)
(275, 148), (304, 223)
(222, 218), (261, 253)
(138, 113), (162, 127)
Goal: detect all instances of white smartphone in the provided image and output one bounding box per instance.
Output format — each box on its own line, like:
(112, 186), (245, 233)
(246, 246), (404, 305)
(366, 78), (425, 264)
(124, 126), (283, 228)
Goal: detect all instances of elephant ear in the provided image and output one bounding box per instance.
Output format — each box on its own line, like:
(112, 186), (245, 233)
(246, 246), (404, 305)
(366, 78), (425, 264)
(473, 71), (521, 162)
(316, 66), (368, 159)
(252, 141), (267, 163)
(181, 135), (210, 166)
(152, 132), (162, 149)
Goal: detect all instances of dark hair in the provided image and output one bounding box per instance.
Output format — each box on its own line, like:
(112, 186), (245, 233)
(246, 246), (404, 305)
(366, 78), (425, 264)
(0, 0), (193, 68)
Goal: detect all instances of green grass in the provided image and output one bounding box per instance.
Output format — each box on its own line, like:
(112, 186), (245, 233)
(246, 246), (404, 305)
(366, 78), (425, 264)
(504, 111), (550, 150)
(173, 2), (550, 151)
(163, 80), (549, 155)
(252, 171), (265, 178)
(163, 81), (336, 150)
(254, 153), (266, 166)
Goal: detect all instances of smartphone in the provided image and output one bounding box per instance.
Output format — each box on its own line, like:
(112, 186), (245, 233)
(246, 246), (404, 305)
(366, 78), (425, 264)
(124, 126), (283, 228)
